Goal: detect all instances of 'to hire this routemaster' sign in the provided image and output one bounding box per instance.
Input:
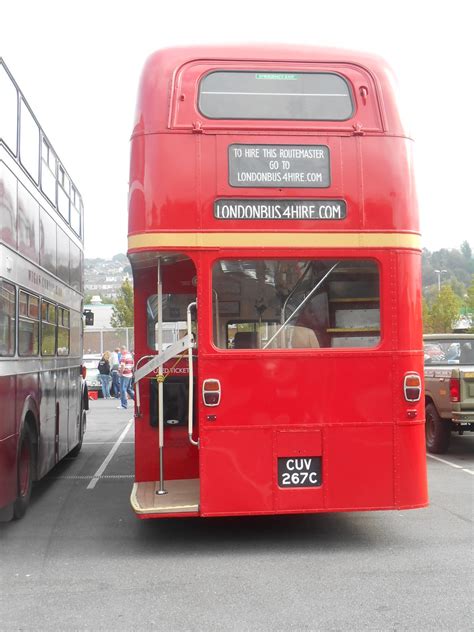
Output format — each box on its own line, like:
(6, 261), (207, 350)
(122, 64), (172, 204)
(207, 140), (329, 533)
(228, 144), (330, 188)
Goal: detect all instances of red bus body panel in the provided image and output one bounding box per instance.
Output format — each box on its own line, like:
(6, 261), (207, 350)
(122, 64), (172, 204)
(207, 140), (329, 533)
(128, 45), (427, 518)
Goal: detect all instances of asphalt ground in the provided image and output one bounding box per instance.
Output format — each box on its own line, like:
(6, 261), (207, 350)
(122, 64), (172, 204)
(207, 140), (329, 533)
(0, 398), (473, 631)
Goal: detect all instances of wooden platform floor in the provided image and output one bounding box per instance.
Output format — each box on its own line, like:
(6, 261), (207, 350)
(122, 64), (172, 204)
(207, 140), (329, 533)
(131, 478), (200, 515)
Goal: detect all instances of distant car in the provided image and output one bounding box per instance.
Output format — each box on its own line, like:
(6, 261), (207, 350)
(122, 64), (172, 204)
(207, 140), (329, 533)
(83, 354), (102, 397)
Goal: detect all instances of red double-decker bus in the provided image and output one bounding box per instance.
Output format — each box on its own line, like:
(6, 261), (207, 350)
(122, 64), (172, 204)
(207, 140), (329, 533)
(0, 60), (87, 520)
(128, 45), (428, 519)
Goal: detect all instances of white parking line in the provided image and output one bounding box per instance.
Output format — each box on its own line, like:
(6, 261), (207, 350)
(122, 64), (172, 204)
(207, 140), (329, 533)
(427, 453), (474, 475)
(87, 418), (134, 490)
(50, 474), (134, 480)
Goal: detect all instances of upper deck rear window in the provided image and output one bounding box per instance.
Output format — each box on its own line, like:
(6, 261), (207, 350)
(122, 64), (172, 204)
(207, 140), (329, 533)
(198, 71), (353, 121)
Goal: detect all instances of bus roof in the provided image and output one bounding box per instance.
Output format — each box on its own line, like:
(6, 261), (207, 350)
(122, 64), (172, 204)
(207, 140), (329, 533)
(144, 43), (390, 66)
(132, 44), (407, 137)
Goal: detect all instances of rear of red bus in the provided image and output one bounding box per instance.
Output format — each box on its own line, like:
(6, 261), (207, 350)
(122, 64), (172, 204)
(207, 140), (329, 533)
(128, 45), (428, 518)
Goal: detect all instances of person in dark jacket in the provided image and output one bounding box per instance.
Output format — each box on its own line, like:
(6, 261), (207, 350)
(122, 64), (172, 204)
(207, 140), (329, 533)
(98, 351), (112, 399)
(109, 347), (121, 398)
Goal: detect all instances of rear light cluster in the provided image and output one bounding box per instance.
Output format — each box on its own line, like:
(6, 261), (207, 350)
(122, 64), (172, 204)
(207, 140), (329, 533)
(404, 373), (421, 402)
(449, 378), (460, 402)
(202, 379), (221, 406)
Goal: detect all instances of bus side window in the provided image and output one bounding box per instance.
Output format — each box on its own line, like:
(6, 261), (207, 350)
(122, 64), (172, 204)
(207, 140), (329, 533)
(0, 280), (16, 356)
(0, 162), (18, 249)
(0, 63), (18, 154)
(41, 300), (56, 356)
(18, 291), (39, 356)
(19, 98), (39, 183)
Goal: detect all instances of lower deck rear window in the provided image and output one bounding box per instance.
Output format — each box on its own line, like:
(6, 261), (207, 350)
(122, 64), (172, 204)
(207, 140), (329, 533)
(212, 258), (380, 350)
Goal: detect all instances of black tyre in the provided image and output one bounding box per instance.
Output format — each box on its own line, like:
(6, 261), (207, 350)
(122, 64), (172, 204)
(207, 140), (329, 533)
(69, 409), (86, 457)
(13, 426), (34, 520)
(425, 402), (451, 454)
(83, 382), (89, 411)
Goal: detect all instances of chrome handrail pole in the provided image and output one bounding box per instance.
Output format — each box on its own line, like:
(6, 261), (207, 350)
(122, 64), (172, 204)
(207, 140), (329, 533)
(213, 290), (220, 348)
(263, 262), (339, 350)
(187, 301), (198, 446)
(156, 259), (167, 495)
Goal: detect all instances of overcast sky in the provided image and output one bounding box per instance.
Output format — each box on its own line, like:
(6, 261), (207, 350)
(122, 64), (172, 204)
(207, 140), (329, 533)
(3, 0), (473, 258)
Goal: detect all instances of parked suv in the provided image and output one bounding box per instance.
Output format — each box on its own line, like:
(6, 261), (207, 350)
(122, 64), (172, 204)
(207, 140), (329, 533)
(424, 334), (474, 453)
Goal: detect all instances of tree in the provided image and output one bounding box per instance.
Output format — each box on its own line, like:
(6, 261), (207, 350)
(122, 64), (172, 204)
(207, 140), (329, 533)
(111, 279), (134, 327)
(422, 245), (474, 299)
(460, 240), (472, 261)
(422, 298), (434, 333)
(468, 277), (474, 311)
(451, 277), (467, 300)
(427, 285), (462, 333)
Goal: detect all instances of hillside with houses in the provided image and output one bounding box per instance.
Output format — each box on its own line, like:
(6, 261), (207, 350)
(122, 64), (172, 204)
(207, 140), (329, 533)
(84, 253), (132, 302)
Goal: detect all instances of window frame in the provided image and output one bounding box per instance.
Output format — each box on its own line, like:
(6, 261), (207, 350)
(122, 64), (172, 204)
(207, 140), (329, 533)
(40, 136), (57, 205)
(0, 279), (16, 357)
(0, 62), (19, 156)
(211, 256), (381, 352)
(57, 306), (70, 356)
(19, 98), (40, 184)
(40, 298), (57, 356)
(198, 70), (354, 122)
(18, 290), (40, 357)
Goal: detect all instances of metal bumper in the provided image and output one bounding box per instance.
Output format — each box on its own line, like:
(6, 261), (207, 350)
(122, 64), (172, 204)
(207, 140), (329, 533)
(452, 411), (474, 423)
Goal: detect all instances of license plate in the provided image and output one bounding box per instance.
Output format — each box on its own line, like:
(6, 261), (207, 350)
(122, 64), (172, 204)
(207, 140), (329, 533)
(278, 457), (322, 487)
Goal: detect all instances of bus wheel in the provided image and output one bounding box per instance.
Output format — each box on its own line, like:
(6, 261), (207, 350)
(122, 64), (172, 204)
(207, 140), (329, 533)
(425, 403), (451, 454)
(13, 426), (34, 520)
(69, 409), (86, 458)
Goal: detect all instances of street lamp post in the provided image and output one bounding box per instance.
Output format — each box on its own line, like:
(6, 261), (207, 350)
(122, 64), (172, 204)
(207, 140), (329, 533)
(434, 269), (447, 293)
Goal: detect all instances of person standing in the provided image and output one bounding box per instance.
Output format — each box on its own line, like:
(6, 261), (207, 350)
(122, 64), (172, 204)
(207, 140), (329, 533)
(109, 347), (121, 398)
(97, 351), (112, 399)
(118, 345), (134, 409)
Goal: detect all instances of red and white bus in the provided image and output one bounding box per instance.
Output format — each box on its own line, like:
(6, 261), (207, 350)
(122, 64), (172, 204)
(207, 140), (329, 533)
(128, 45), (428, 519)
(0, 60), (87, 520)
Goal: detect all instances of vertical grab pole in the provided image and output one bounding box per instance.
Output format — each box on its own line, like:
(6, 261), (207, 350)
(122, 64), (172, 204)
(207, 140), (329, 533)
(156, 259), (167, 495)
(213, 290), (220, 348)
(187, 301), (198, 446)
